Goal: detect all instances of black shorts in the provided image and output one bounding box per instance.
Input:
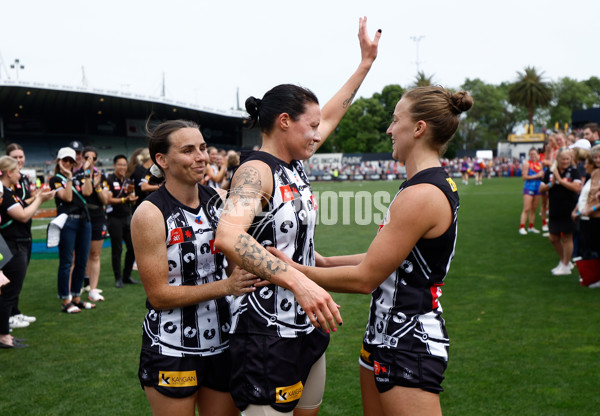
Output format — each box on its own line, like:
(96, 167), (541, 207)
(138, 348), (232, 399)
(229, 329), (329, 413)
(360, 343), (447, 394)
(549, 217), (575, 235)
(90, 216), (107, 241)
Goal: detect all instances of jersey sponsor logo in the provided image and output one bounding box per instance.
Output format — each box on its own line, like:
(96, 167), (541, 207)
(446, 177), (458, 192)
(430, 283), (443, 309)
(195, 215), (203, 224)
(279, 183), (301, 203)
(113, 182), (121, 190)
(168, 226), (196, 245)
(275, 381), (303, 403)
(54, 182), (62, 189)
(373, 360), (388, 376)
(158, 370), (198, 387)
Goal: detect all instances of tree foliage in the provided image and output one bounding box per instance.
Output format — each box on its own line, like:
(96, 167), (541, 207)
(508, 66), (553, 126)
(317, 71), (600, 154)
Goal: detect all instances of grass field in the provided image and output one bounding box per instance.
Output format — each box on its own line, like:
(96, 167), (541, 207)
(1, 177), (599, 415)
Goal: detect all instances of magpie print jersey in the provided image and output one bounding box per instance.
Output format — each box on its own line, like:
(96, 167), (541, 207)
(141, 184), (232, 357)
(365, 167), (459, 361)
(230, 151), (319, 338)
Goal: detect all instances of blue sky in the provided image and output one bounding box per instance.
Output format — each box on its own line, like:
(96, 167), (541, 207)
(1, 0), (598, 111)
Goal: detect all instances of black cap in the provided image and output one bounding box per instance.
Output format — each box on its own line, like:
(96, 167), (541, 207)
(69, 141), (84, 152)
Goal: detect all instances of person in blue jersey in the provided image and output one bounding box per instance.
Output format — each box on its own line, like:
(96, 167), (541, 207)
(214, 16), (380, 416)
(518, 147), (545, 235)
(270, 86), (473, 416)
(131, 119), (261, 416)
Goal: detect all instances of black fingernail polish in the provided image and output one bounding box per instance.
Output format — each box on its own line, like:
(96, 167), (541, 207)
(377, 29), (382, 33)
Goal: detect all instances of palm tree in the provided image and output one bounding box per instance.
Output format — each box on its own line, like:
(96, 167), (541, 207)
(508, 66), (552, 127)
(413, 71), (434, 87)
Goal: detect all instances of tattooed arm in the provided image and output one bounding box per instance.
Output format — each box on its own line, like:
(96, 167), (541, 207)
(214, 161), (343, 331)
(316, 16), (381, 150)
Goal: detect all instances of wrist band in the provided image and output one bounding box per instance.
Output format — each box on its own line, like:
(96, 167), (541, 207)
(121, 197), (125, 203)
(593, 206), (597, 212)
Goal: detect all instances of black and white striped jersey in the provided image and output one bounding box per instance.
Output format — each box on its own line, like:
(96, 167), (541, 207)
(230, 151), (319, 338)
(365, 167), (459, 361)
(141, 184), (232, 357)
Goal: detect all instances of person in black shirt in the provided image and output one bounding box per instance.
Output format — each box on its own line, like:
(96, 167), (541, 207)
(0, 156), (54, 344)
(75, 147), (108, 301)
(540, 148), (582, 275)
(106, 154), (138, 288)
(5, 143), (42, 325)
(49, 147), (96, 313)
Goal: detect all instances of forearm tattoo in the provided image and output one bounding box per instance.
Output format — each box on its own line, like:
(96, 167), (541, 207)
(234, 234), (288, 281)
(342, 88), (358, 108)
(226, 166), (263, 218)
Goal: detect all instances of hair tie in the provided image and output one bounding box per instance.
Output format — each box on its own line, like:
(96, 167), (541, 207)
(149, 164), (164, 179)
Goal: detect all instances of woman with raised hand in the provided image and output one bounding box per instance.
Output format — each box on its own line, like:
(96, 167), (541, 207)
(214, 16), (380, 415)
(269, 86), (473, 416)
(0, 156), (54, 346)
(49, 147), (95, 314)
(131, 120), (260, 416)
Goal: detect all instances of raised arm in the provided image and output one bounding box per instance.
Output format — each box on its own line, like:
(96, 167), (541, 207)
(316, 16), (381, 148)
(214, 161), (343, 331)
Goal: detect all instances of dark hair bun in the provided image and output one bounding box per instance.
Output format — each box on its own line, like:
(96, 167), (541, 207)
(450, 91), (473, 114)
(245, 96), (261, 120)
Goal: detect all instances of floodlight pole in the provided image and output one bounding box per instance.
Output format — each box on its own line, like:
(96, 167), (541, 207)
(409, 36), (424, 73)
(10, 58), (25, 81)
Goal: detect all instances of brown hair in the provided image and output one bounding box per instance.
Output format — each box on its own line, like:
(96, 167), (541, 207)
(5, 143), (23, 155)
(146, 119), (200, 168)
(402, 86), (473, 149)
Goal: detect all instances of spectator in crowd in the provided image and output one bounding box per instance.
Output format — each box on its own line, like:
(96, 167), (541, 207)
(583, 123), (600, 146)
(571, 150), (595, 259)
(539, 148), (582, 275)
(473, 158), (484, 185)
(0, 156), (54, 342)
(106, 155), (138, 288)
(581, 144), (600, 259)
(69, 140), (85, 171)
(204, 147), (227, 188)
(49, 147), (95, 313)
(126, 148), (159, 211)
(131, 119), (260, 416)
(75, 146), (108, 302)
(220, 150), (240, 191)
(5, 143), (41, 325)
(519, 148), (545, 235)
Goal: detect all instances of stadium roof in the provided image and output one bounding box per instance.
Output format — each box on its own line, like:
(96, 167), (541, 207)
(0, 79), (247, 122)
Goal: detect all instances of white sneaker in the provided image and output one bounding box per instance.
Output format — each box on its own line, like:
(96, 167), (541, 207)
(88, 289), (104, 302)
(551, 262), (563, 273)
(528, 227), (540, 234)
(568, 262), (575, 270)
(14, 314), (36, 323)
(552, 264), (572, 276)
(542, 232), (550, 237)
(519, 228), (527, 235)
(588, 280), (600, 289)
(542, 224), (549, 232)
(8, 316), (30, 329)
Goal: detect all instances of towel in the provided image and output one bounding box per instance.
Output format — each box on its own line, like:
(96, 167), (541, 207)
(46, 213), (69, 248)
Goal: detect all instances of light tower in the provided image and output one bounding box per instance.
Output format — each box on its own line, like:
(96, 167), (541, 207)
(10, 58), (25, 81)
(409, 36), (425, 73)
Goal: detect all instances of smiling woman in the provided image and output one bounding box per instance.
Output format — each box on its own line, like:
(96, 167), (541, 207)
(130, 119), (260, 416)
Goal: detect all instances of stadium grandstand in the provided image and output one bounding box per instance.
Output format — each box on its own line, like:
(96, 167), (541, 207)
(0, 80), (259, 179)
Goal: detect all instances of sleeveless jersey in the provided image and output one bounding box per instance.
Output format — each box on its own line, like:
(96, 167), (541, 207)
(141, 184), (232, 357)
(365, 167), (459, 361)
(230, 151), (319, 338)
(523, 160), (542, 193)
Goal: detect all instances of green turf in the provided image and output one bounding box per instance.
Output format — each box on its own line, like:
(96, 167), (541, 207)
(1, 177), (599, 415)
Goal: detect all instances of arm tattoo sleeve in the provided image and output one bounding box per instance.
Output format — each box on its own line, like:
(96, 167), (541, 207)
(227, 166), (264, 216)
(234, 234), (288, 281)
